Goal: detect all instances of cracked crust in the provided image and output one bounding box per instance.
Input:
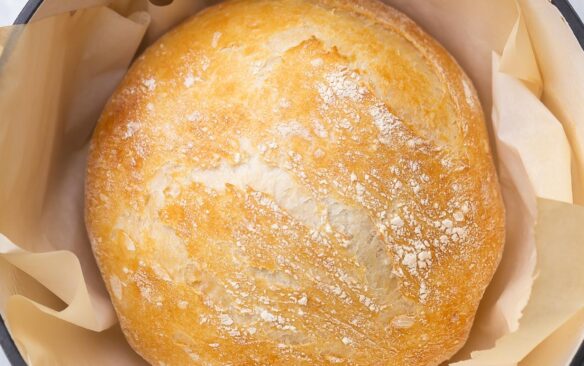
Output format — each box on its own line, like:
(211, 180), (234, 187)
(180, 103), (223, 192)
(85, 0), (505, 365)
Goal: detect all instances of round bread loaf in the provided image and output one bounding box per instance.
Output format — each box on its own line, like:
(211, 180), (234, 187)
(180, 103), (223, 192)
(85, 0), (505, 365)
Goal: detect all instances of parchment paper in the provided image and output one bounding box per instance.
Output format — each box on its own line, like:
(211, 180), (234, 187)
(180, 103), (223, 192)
(0, 0), (583, 365)
(0, 5), (151, 365)
(457, 199), (584, 365)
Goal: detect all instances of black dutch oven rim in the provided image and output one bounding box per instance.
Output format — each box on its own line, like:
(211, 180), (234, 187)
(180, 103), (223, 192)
(3, 0), (584, 365)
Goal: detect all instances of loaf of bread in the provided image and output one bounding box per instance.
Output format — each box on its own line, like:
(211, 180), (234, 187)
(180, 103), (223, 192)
(85, 0), (505, 364)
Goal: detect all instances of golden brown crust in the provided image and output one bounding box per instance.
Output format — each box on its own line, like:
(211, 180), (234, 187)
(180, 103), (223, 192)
(85, 1), (504, 365)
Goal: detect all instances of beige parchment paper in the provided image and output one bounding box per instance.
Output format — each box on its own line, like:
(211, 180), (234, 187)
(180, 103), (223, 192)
(0, 5), (151, 365)
(0, 0), (583, 365)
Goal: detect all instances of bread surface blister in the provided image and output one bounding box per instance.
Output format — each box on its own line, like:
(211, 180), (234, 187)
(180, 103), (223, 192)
(85, 0), (505, 365)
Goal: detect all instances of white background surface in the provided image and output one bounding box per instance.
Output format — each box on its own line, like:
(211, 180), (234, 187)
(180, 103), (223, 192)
(573, 0), (584, 17)
(0, 0), (27, 25)
(0, 0), (583, 365)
